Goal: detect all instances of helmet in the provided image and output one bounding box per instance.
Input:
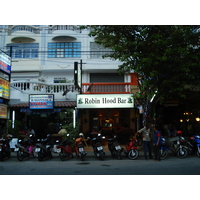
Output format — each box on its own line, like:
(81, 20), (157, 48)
(177, 130), (182, 135)
(79, 133), (84, 137)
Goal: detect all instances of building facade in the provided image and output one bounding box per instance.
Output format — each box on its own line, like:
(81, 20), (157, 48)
(0, 25), (139, 139)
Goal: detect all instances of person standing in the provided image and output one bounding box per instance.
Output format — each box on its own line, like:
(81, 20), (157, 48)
(137, 124), (153, 160)
(153, 125), (161, 161)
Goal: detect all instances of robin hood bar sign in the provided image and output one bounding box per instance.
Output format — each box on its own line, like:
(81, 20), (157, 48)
(77, 94), (134, 109)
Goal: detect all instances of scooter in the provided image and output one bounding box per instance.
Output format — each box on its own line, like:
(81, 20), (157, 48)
(15, 134), (35, 161)
(159, 137), (169, 160)
(166, 133), (188, 158)
(56, 134), (73, 161)
(0, 135), (12, 161)
(107, 135), (123, 160)
(186, 135), (200, 157)
(35, 134), (53, 161)
(91, 133), (106, 160)
(124, 138), (139, 160)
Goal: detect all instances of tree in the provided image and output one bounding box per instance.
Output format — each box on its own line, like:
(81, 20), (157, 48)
(85, 25), (200, 124)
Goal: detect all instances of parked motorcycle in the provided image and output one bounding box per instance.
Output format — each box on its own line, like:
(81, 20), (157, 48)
(107, 135), (123, 160)
(35, 134), (53, 161)
(15, 134), (35, 161)
(166, 133), (188, 158)
(186, 135), (200, 157)
(159, 137), (169, 160)
(75, 133), (87, 161)
(0, 135), (12, 161)
(91, 133), (106, 160)
(56, 134), (73, 161)
(124, 138), (139, 160)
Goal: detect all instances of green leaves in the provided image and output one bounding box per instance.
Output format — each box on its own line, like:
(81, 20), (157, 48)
(86, 25), (200, 101)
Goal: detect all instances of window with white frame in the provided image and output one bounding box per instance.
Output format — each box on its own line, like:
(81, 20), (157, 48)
(6, 43), (39, 58)
(48, 42), (81, 58)
(90, 42), (112, 58)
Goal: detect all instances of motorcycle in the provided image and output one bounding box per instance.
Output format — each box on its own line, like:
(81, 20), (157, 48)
(75, 133), (87, 161)
(35, 135), (53, 161)
(159, 137), (169, 160)
(124, 138), (139, 160)
(91, 133), (106, 160)
(166, 134), (188, 158)
(107, 135), (123, 160)
(186, 135), (200, 157)
(15, 134), (35, 161)
(56, 134), (73, 161)
(0, 135), (12, 161)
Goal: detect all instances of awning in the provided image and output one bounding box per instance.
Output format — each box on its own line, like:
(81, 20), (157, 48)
(9, 101), (76, 108)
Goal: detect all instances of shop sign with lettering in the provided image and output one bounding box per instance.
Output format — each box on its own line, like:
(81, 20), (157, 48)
(77, 94), (134, 108)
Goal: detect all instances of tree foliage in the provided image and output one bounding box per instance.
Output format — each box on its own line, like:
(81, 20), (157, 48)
(86, 25), (200, 103)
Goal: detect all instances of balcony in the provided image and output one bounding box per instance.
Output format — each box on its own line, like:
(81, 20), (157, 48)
(82, 83), (132, 94)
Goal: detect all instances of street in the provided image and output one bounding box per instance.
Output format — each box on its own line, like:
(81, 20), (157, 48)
(1, 151), (200, 175)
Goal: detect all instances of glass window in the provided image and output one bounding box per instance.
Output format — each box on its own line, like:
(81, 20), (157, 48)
(48, 42), (81, 58)
(6, 43), (39, 59)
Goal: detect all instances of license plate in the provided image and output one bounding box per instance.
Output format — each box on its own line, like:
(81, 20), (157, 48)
(35, 148), (40, 152)
(14, 148), (19, 151)
(97, 146), (103, 151)
(57, 148), (61, 153)
(79, 148), (84, 152)
(115, 145), (121, 150)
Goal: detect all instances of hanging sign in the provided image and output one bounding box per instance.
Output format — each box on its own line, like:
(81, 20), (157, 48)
(0, 50), (11, 74)
(77, 94), (134, 108)
(0, 104), (7, 119)
(29, 94), (54, 109)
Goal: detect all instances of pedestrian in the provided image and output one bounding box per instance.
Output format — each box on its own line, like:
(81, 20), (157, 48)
(153, 124), (161, 161)
(137, 124), (153, 160)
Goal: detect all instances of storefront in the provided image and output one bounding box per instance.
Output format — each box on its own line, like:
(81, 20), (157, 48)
(77, 94), (139, 143)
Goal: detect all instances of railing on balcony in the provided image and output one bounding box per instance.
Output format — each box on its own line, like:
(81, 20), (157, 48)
(8, 25), (40, 35)
(10, 81), (132, 96)
(82, 83), (131, 94)
(10, 81), (76, 94)
(48, 25), (81, 33)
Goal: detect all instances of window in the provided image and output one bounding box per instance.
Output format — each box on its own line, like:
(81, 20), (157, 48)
(48, 42), (81, 58)
(6, 43), (39, 59)
(90, 42), (112, 58)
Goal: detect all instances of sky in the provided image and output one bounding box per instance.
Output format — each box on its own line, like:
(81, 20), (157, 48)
(1, 0), (198, 25)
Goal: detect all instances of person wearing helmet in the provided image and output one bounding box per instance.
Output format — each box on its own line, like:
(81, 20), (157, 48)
(75, 133), (84, 157)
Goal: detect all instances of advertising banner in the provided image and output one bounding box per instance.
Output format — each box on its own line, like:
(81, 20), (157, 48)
(0, 50), (11, 74)
(0, 104), (7, 119)
(0, 78), (10, 99)
(77, 94), (134, 109)
(29, 94), (54, 109)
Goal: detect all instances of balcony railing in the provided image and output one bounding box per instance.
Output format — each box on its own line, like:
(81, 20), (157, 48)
(10, 81), (132, 95)
(82, 83), (131, 94)
(10, 81), (76, 94)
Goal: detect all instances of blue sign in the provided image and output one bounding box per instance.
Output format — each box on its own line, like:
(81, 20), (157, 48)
(0, 50), (11, 74)
(29, 94), (54, 109)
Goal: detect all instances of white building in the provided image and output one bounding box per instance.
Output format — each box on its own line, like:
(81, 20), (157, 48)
(0, 25), (139, 139)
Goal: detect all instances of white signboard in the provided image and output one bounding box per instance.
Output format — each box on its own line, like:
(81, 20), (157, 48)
(77, 94), (134, 108)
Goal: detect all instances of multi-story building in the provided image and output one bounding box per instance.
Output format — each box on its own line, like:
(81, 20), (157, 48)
(0, 25), (139, 139)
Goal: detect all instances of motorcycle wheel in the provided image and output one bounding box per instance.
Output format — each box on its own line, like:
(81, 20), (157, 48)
(116, 150), (122, 160)
(49, 152), (53, 158)
(197, 149), (200, 158)
(17, 151), (24, 161)
(99, 151), (105, 160)
(0, 153), (3, 161)
(59, 149), (65, 161)
(38, 150), (44, 161)
(80, 153), (84, 161)
(128, 149), (139, 160)
(177, 147), (188, 158)
(160, 149), (168, 160)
